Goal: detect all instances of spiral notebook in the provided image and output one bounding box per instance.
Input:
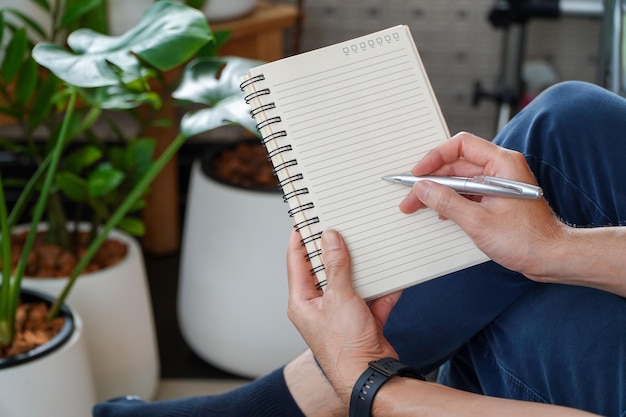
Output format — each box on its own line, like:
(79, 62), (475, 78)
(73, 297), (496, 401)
(240, 25), (489, 300)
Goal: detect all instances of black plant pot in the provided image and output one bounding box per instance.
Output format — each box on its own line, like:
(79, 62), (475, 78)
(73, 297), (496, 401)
(0, 288), (73, 370)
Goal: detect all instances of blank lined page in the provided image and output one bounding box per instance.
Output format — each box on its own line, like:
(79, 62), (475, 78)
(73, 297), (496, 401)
(243, 25), (488, 299)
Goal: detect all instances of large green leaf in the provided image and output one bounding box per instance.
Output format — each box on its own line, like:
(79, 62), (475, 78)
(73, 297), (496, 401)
(86, 163), (125, 197)
(84, 85), (162, 110)
(61, 145), (103, 174)
(60, 0), (103, 29)
(127, 139), (156, 180)
(1, 27), (28, 82)
(174, 56), (261, 104)
(31, 0), (51, 12)
(185, 0), (207, 9)
(32, 1), (212, 88)
(15, 56), (38, 105)
(116, 216), (145, 236)
(28, 73), (58, 128)
(180, 96), (259, 138)
(174, 56), (262, 138)
(56, 171), (87, 202)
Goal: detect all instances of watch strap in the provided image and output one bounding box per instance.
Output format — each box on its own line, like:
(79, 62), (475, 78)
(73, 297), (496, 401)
(349, 357), (425, 417)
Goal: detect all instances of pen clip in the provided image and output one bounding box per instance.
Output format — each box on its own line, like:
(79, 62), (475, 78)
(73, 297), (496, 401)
(472, 176), (525, 195)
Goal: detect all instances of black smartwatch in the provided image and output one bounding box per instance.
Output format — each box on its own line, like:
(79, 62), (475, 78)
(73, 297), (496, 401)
(349, 357), (426, 417)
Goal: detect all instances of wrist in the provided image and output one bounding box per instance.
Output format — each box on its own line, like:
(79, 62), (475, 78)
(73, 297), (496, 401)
(348, 358), (425, 417)
(523, 220), (571, 279)
(539, 226), (626, 295)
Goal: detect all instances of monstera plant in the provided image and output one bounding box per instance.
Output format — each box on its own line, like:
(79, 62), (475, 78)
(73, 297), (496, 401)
(0, 0), (261, 359)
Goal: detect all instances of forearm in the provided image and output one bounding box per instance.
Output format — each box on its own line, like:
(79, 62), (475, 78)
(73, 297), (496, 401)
(373, 379), (600, 417)
(534, 225), (626, 297)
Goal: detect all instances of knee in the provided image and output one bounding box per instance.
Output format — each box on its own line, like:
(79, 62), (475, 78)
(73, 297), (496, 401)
(523, 80), (608, 125)
(496, 80), (623, 152)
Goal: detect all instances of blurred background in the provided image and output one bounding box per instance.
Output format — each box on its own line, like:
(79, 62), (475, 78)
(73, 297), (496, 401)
(280, 0), (602, 139)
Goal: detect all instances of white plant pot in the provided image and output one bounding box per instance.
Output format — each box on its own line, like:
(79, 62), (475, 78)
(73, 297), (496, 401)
(178, 153), (306, 379)
(203, 0), (257, 21)
(22, 228), (160, 402)
(0, 290), (96, 417)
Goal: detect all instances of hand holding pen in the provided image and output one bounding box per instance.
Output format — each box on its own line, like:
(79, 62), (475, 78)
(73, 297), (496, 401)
(396, 132), (565, 280)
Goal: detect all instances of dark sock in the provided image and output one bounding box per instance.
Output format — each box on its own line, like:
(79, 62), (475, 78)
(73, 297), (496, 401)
(92, 367), (304, 417)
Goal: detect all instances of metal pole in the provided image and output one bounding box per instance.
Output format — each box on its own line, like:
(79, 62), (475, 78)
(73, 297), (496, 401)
(559, 0), (604, 16)
(610, 0), (623, 93)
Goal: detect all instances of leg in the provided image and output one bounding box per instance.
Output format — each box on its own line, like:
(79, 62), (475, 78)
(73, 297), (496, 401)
(385, 261), (535, 373)
(442, 284), (626, 417)
(440, 81), (626, 416)
(92, 364), (306, 417)
(93, 350), (346, 417)
(493, 80), (626, 227)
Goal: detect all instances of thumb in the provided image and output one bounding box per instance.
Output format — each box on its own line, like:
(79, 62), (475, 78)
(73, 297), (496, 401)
(321, 229), (354, 294)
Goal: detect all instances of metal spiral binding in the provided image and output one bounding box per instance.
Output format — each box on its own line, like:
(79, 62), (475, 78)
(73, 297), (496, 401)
(301, 231), (322, 245)
(241, 73), (324, 283)
(262, 130), (288, 145)
(272, 159), (298, 175)
(244, 88), (271, 104)
(239, 73), (265, 90)
(278, 173), (304, 188)
(256, 116), (281, 131)
(288, 202), (314, 217)
(305, 248), (322, 261)
(294, 216), (320, 231)
(267, 144), (292, 158)
(251, 102), (276, 118)
(315, 276), (327, 290)
(283, 188), (309, 203)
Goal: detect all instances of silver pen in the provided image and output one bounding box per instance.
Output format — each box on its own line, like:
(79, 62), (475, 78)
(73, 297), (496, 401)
(382, 173), (543, 199)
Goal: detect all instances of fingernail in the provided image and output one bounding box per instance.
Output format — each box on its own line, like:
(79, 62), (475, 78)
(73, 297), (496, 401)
(321, 229), (341, 250)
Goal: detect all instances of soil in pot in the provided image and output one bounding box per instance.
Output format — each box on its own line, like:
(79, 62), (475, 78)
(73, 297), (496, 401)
(208, 141), (278, 190)
(0, 301), (64, 359)
(7, 230), (127, 278)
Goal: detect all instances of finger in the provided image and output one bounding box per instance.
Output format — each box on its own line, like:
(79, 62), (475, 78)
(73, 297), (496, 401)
(320, 229), (354, 295)
(287, 228), (322, 302)
(412, 133), (501, 176)
(399, 188), (425, 213)
(369, 291), (402, 326)
(411, 180), (481, 224)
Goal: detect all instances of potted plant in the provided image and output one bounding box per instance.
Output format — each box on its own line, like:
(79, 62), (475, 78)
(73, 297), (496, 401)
(1, 0), (261, 405)
(1, 1), (115, 412)
(173, 58), (307, 379)
(0, 289), (96, 417)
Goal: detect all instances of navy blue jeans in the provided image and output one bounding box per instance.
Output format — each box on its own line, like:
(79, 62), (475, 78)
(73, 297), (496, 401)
(386, 81), (626, 416)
